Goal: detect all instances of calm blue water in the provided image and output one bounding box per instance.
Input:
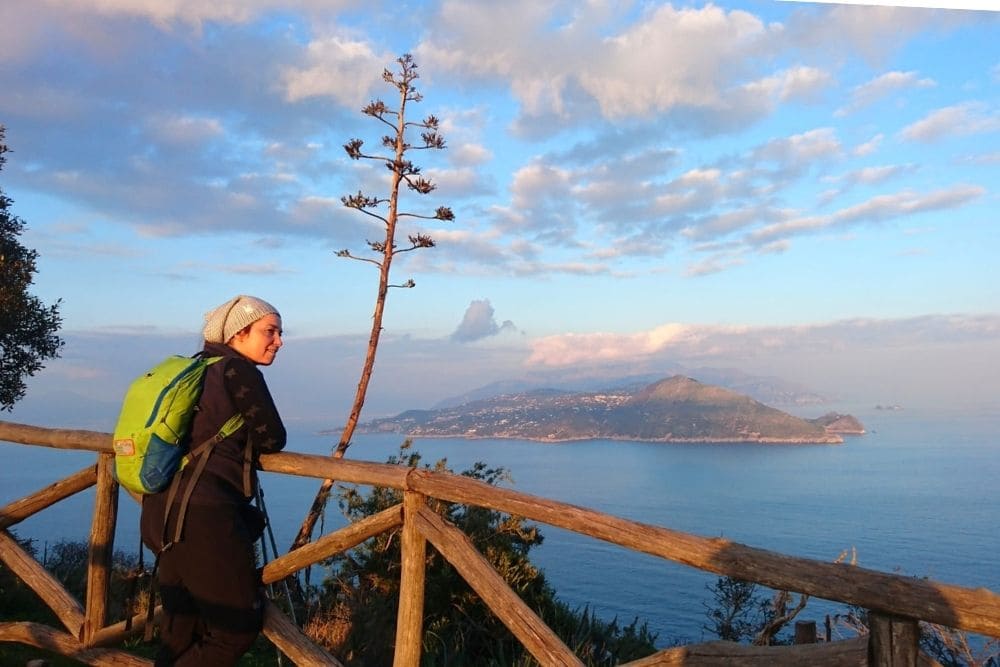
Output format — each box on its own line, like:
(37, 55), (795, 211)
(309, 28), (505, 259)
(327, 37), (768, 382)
(3, 407), (998, 647)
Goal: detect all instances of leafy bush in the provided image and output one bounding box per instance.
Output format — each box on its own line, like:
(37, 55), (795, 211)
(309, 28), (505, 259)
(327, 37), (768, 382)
(0, 531), (146, 665)
(305, 440), (658, 665)
(703, 576), (766, 642)
(0, 531), (53, 624)
(920, 623), (1000, 667)
(702, 575), (808, 646)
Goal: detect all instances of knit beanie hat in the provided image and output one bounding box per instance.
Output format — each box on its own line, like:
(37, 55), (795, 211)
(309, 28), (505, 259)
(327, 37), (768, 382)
(202, 295), (280, 344)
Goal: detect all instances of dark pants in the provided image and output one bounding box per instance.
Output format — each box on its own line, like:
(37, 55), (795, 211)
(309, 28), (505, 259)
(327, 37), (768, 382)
(141, 499), (265, 666)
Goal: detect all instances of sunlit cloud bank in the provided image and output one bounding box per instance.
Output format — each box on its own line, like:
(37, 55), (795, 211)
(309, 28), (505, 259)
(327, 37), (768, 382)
(10, 313), (999, 434)
(522, 313), (1000, 411)
(1, 1), (997, 424)
(2, 1), (992, 279)
(527, 313), (1000, 368)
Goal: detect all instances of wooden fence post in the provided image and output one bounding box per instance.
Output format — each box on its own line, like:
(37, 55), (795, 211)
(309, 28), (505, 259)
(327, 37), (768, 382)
(393, 490), (427, 667)
(411, 503), (584, 666)
(83, 452), (119, 645)
(794, 620), (816, 644)
(868, 611), (919, 667)
(0, 530), (85, 638)
(261, 602), (344, 666)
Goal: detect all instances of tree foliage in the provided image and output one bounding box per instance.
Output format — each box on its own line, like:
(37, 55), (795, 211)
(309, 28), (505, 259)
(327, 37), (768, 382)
(702, 575), (807, 646)
(703, 576), (767, 642)
(0, 532), (48, 623)
(920, 622), (1000, 667)
(0, 126), (63, 411)
(304, 441), (658, 665)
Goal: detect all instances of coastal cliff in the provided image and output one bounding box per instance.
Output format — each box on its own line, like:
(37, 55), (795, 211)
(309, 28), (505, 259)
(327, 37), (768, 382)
(811, 412), (866, 435)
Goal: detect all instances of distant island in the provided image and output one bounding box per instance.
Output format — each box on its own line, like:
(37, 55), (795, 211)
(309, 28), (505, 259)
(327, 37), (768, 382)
(359, 375), (864, 444)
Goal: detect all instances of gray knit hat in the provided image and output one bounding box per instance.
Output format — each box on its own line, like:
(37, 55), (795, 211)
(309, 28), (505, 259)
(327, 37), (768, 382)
(203, 295), (280, 344)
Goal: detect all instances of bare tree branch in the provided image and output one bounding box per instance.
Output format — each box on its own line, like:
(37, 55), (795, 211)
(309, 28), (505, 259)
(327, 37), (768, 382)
(291, 53), (452, 555)
(335, 250), (383, 268)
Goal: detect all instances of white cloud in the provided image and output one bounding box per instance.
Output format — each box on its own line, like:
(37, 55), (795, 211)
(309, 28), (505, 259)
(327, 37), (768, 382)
(527, 323), (710, 366)
(35, 0), (354, 29)
(450, 142), (492, 167)
(746, 183), (985, 246)
(451, 299), (518, 342)
(652, 169), (723, 215)
(746, 66), (833, 103)
(681, 205), (783, 242)
(526, 314), (1000, 373)
(783, 4), (939, 66)
(855, 165), (906, 184)
(753, 127), (842, 167)
(842, 164), (915, 186)
(404, 227), (591, 277)
(899, 101), (1000, 142)
(2, 0), (994, 290)
(853, 133), (884, 157)
(962, 150), (1000, 165)
(419, 1), (839, 133)
(577, 4), (772, 118)
(791, 0), (994, 12)
(683, 253), (747, 277)
(833, 184), (984, 223)
(146, 113), (224, 146)
(280, 35), (387, 106)
(217, 262), (294, 276)
(510, 162), (573, 208)
(836, 70), (936, 116)
(426, 166), (494, 199)
(780, 66), (834, 101)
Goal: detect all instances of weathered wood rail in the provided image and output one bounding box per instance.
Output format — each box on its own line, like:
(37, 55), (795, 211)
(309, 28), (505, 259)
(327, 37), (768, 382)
(1, 420), (997, 666)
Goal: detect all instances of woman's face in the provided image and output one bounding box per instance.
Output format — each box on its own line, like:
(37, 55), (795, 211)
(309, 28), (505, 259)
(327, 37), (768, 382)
(228, 313), (283, 365)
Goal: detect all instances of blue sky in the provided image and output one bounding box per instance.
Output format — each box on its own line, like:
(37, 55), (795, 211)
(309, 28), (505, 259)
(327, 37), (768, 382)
(2, 0), (998, 432)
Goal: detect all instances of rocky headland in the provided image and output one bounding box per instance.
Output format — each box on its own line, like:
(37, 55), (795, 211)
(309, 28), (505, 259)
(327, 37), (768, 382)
(360, 375), (862, 445)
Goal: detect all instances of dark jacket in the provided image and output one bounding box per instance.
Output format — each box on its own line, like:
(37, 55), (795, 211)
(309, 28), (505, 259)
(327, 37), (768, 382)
(184, 341), (286, 505)
(144, 341), (286, 514)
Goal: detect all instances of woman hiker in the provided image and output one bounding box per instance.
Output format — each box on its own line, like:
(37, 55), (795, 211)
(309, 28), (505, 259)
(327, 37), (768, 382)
(140, 294), (287, 666)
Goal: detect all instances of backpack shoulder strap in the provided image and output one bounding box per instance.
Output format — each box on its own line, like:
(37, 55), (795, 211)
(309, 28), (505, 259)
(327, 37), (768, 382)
(159, 413), (246, 550)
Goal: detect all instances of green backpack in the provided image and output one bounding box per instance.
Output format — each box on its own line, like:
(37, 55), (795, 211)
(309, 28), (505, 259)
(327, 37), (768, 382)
(112, 354), (244, 495)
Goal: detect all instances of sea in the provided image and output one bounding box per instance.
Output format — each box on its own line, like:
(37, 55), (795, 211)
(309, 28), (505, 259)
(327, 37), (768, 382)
(2, 405), (998, 649)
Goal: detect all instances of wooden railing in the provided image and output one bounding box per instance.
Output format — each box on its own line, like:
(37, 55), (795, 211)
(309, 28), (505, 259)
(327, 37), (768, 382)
(1, 419), (998, 666)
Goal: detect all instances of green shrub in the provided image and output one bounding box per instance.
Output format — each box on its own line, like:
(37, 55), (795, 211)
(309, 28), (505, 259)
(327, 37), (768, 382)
(306, 440), (658, 665)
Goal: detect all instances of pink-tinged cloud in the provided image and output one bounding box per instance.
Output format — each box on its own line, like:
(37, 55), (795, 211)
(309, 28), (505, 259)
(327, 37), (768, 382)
(746, 184), (984, 246)
(527, 323), (718, 366)
(836, 70), (936, 116)
(899, 102), (1000, 143)
(525, 314), (1000, 371)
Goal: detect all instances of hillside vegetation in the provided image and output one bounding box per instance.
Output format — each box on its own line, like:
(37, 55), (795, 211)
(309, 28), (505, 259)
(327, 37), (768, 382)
(362, 375), (857, 444)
